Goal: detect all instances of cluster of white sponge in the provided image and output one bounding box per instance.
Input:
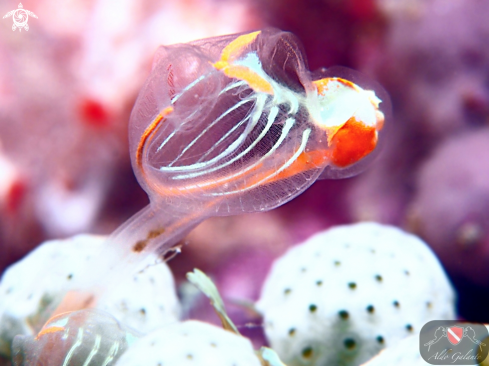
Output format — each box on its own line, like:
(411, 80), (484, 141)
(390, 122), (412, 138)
(256, 222), (455, 366)
(0, 234), (180, 358)
(0, 223), (457, 366)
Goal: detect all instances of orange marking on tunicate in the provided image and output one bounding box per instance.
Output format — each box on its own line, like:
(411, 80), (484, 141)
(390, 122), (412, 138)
(136, 109), (330, 197)
(312, 78), (330, 95)
(217, 65), (274, 94)
(227, 149), (330, 189)
(136, 106), (174, 171)
(35, 310), (78, 339)
(329, 117), (377, 168)
(219, 31), (261, 64)
(146, 149), (331, 198)
(139, 148), (332, 239)
(262, 150), (329, 184)
(326, 125), (345, 145)
(376, 110), (385, 131)
(336, 78), (358, 89)
(182, 162), (264, 193)
(313, 77), (357, 96)
(35, 326), (65, 339)
(137, 109), (267, 196)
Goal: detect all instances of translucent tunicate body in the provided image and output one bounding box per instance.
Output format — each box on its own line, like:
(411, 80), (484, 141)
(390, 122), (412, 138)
(130, 29), (387, 215)
(2, 30), (388, 356)
(105, 28), (387, 273)
(12, 309), (140, 366)
(78, 29), (385, 282)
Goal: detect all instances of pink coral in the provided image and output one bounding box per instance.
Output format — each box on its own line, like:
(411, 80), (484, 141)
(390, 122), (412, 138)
(0, 0), (257, 273)
(410, 128), (489, 286)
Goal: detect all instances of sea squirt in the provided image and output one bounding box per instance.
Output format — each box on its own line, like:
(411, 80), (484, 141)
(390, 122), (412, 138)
(12, 309), (140, 366)
(120, 28), (387, 268)
(3, 28), (388, 340)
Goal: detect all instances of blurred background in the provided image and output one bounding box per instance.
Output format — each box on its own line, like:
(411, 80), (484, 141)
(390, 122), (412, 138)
(1, 0), (489, 330)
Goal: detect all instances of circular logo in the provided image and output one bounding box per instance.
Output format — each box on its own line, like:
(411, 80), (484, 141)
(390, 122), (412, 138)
(12, 9), (28, 28)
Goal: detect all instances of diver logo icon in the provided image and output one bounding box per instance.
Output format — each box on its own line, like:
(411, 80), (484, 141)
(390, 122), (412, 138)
(424, 326), (486, 350)
(420, 321), (489, 364)
(448, 326), (465, 345)
(3, 3), (38, 32)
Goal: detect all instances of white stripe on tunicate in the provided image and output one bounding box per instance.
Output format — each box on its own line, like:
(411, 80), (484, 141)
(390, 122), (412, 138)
(63, 328), (84, 366)
(285, 88), (301, 115)
(207, 116), (295, 187)
(158, 79), (245, 153)
(160, 94), (267, 173)
(157, 71), (223, 153)
(101, 341), (120, 366)
(181, 116), (296, 193)
(210, 127), (311, 196)
(62, 327), (70, 340)
(219, 80), (248, 95)
(170, 73), (208, 104)
(174, 104), (279, 180)
(166, 97), (255, 168)
(162, 116), (297, 193)
(270, 79), (301, 115)
(196, 113), (252, 163)
(82, 334), (101, 366)
(156, 129), (177, 152)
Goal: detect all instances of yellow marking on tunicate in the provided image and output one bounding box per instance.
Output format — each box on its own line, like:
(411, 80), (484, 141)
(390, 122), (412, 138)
(217, 65), (274, 94)
(35, 326), (65, 339)
(216, 31), (261, 65)
(213, 31), (274, 94)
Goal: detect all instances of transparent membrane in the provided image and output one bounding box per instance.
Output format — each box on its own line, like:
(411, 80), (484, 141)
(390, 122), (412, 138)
(5, 29), (389, 349)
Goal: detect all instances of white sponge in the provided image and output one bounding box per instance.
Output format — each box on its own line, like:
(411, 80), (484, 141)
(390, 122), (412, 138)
(0, 234), (180, 357)
(115, 320), (262, 366)
(256, 222), (455, 366)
